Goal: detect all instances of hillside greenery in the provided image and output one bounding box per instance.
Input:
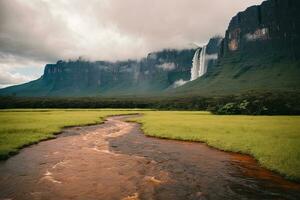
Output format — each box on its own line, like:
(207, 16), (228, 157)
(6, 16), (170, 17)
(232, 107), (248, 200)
(1, 91), (300, 115)
(1, 109), (300, 181)
(171, 57), (300, 96)
(132, 111), (300, 181)
(0, 109), (139, 159)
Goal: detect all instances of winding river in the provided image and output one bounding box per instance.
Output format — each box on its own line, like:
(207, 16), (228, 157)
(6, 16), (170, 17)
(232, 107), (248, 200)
(0, 115), (299, 200)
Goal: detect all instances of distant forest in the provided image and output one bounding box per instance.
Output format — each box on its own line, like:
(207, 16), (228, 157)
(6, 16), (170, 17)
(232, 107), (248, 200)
(1, 91), (299, 115)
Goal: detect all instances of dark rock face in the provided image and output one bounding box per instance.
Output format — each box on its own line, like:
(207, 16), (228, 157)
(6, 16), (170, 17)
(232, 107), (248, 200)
(220, 0), (300, 60)
(43, 60), (140, 91)
(206, 36), (223, 55)
(173, 0), (300, 96)
(2, 0), (299, 97)
(1, 49), (195, 97)
(205, 36), (223, 72)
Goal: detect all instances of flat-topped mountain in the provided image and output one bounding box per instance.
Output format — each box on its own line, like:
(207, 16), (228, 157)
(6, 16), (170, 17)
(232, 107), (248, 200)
(1, 0), (299, 97)
(172, 0), (300, 96)
(0, 49), (196, 97)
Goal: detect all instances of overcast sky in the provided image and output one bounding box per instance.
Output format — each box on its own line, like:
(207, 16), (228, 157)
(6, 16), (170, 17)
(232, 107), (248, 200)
(0, 0), (264, 88)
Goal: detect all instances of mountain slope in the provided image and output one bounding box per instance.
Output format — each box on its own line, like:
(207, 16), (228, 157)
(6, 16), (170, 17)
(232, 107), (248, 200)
(0, 49), (195, 97)
(1, 0), (299, 98)
(171, 57), (300, 96)
(171, 0), (300, 96)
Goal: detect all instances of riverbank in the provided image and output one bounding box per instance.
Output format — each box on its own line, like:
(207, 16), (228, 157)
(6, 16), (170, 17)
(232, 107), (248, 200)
(1, 115), (299, 200)
(132, 111), (300, 181)
(0, 109), (139, 159)
(1, 109), (299, 181)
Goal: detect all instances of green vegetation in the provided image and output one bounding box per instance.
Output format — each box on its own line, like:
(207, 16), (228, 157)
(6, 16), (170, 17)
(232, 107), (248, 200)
(1, 91), (300, 115)
(1, 109), (300, 181)
(0, 49), (194, 97)
(172, 58), (300, 96)
(0, 109), (138, 159)
(133, 111), (300, 180)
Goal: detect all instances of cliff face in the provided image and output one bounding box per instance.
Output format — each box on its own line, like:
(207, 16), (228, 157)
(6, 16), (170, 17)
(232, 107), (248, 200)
(1, 49), (195, 97)
(220, 0), (300, 60)
(1, 0), (299, 98)
(205, 36), (223, 73)
(173, 0), (300, 96)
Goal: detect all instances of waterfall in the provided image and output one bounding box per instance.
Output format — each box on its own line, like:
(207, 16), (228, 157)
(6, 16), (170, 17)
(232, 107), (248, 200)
(199, 45), (207, 77)
(190, 45), (207, 81)
(191, 48), (200, 81)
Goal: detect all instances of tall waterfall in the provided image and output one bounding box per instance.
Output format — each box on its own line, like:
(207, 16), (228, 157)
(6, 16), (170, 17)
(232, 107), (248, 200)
(190, 45), (207, 81)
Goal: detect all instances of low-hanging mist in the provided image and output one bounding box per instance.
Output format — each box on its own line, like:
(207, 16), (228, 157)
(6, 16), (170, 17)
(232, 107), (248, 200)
(0, 0), (265, 87)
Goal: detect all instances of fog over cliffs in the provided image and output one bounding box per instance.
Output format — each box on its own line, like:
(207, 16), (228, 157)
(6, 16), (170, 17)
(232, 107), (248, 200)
(174, 0), (300, 96)
(0, 0), (265, 88)
(1, 0), (299, 97)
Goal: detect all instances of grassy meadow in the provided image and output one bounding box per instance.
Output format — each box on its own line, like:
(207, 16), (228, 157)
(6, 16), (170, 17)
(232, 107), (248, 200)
(132, 111), (300, 180)
(0, 109), (300, 180)
(0, 109), (139, 159)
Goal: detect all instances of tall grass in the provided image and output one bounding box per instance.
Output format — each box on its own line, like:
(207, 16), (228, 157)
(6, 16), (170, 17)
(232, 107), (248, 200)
(1, 109), (299, 180)
(133, 111), (300, 180)
(0, 109), (138, 159)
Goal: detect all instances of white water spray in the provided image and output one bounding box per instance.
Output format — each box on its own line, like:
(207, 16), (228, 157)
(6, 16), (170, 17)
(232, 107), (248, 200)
(190, 45), (207, 81)
(191, 48), (200, 81)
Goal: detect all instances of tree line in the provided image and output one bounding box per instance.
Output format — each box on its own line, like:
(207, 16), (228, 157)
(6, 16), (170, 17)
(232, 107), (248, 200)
(0, 91), (299, 115)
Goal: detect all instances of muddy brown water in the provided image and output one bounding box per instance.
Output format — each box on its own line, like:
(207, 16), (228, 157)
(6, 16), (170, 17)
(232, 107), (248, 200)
(0, 115), (300, 200)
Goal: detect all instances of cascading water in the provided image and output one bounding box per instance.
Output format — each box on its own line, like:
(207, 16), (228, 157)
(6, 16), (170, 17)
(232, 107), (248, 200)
(190, 45), (207, 81)
(199, 45), (207, 77)
(191, 48), (200, 81)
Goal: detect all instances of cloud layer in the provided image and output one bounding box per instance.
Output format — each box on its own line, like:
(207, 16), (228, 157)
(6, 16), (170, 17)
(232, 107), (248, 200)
(0, 0), (264, 87)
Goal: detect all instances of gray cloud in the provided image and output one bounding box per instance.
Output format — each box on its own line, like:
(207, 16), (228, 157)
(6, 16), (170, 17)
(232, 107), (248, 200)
(0, 68), (35, 88)
(172, 79), (188, 88)
(0, 0), (264, 86)
(0, 54), (44, 88)
(156, 62), (176, 71)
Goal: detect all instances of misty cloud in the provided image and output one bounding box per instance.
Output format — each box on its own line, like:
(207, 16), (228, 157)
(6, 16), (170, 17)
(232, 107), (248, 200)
(0, 69), (34, 88)
(156, 62), (176, 71)
(206, 54), (218, 60)
(173, 79), (188, 88)
(0, 0), (264, 87)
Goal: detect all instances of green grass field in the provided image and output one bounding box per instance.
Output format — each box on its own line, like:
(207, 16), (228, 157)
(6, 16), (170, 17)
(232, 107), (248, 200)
(132, 111), (300, 180)
(0, 109), (139, 159)
(0, 110), (299, 181)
